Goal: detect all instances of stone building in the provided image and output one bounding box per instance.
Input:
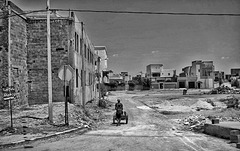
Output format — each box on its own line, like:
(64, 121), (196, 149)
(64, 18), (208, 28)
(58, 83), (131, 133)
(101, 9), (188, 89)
(0, 0), (97, 107)
(0, 0), (28, 107)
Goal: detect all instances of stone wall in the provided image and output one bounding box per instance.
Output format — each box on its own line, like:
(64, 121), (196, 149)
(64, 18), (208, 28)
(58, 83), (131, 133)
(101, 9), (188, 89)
(10, 11), (28, 107)
(0, 1), (9, 108)
(0, 0), (28, 108)
(27, 19), (70, 104)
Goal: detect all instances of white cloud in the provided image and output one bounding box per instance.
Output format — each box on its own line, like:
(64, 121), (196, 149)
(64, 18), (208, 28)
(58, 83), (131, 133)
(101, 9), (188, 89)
(221, 56), (230, 60)
(113, 54), (119, 57)
(151, 50), (159, 54)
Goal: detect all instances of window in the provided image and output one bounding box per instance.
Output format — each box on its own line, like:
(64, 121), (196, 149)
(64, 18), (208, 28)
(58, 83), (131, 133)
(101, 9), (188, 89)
(202, 69), (212, 77)
(75, 32), (79, 52)
(76, 69), (78, 88)
(81, 70), (83, 87)
(80, 38), (83, 55)
(84, 44), (87, 58)
(88, 48), (90, 62)
(152, 73), (160, 77)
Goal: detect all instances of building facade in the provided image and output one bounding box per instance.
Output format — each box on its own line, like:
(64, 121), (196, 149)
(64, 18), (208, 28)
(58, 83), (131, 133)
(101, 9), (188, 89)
(178, 60), (215, 89)
(0, 1), (28, 107)
(0, 0), (97, 107)
(231, 68), (240, 76)
(94, 46), (108, 83)
(146, 64), (177, 89)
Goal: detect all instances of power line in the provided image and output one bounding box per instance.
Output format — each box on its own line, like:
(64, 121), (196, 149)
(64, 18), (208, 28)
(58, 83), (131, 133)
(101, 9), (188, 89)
(0, 9), (46, 19)
(51, 8), (240, 16)
(1, 8), (240, 20)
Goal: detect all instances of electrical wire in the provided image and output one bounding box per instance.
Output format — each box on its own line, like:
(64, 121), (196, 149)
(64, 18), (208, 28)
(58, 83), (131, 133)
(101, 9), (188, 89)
(1, 8), (240, 20)
(51, 8), (240, 16)
(0, 9), (46, 19)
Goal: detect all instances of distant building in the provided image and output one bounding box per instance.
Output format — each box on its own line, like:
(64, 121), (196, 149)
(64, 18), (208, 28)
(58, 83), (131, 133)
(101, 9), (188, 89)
(178, 60), (215, 89)
(213, 71), (224, 87)
(146, 64), (163, 82)
(120, 72), (129, 82)
(146, 64), (177, 89)
(231, 68), (240, 76)
(230, 68), (240, 88)
(94, 46), (108, 83)
(109, 73), (124, 84)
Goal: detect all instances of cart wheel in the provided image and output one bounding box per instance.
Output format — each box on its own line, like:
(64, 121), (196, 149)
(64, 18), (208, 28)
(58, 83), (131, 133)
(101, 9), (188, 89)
(126, 116), (128, 124)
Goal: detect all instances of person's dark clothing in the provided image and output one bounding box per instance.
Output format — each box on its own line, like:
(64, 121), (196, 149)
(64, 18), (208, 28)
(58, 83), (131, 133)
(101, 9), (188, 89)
(115, 102), (123, 111)
(115, 102), (123, 119)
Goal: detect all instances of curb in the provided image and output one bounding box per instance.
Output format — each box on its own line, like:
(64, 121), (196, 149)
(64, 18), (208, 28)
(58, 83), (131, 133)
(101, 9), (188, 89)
(0, 126), (89, 148)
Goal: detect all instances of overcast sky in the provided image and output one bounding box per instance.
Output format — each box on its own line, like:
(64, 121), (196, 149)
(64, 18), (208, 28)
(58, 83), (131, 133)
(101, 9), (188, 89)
(13, 0), (240, 75)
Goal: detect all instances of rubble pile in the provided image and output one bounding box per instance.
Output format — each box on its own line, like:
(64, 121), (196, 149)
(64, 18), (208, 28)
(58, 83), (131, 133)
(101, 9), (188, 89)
(218, 95), (239, 109)
(191, 100), (214, 111)
(211, 86), (240, 94)
(179, 115), (208, 132)
(179, 111), (240, 132)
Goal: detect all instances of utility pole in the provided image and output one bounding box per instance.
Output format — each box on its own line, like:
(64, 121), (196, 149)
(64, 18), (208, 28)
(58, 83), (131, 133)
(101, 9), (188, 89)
(8, 2), (11, 88)
(97, 57), (101, 102)
(63, 65), (68, 125)
(7, 2), (13, 128)
(81, 22), (85, 108)
(47, 0), (53, 123)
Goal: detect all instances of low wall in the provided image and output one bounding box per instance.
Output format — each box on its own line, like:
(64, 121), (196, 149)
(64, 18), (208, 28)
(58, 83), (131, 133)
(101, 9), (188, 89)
(204, 122), (240, 139)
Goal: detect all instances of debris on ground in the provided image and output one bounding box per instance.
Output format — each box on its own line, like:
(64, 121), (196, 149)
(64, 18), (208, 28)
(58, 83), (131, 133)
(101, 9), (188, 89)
(211, 86), (240, 94)
(218, 95), (239, 109)
(0, 99), (112, 137)
(178, 107), (240, 132)
(179, 115), (208, 132)
(190, 99), (214, 111)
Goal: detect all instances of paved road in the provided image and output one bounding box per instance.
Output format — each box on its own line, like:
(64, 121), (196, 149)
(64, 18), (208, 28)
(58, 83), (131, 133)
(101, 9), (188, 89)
(5, 91), (237, 151)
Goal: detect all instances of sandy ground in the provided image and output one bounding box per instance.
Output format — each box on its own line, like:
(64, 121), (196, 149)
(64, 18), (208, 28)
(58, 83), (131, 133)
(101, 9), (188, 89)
(0, 100), (110, 144)
(4, 90), (240, 151)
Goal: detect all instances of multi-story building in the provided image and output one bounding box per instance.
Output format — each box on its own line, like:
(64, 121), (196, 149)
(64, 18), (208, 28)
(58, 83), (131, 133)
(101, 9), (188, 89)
(178, 60), (215, 89)
(94, 46), (108, 83)
(0, 1), (29, 107)
(146, 64), (177, 89)
(0, 0), (97, 107)
(146, 64), (163, 83)
(109, 73), (124, 84)
(231, 68), (240, 76)
(230, 68), (240, 88)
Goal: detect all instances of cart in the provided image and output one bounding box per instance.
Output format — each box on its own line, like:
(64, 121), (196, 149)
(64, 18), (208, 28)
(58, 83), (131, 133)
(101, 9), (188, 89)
(113, 111), (128, 124)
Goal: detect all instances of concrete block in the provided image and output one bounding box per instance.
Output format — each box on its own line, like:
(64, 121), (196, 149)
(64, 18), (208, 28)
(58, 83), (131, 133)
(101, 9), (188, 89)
(230, 130), (239, 135)
(230, 134), (240, 143)
(230, 130), (240, 143)
(237, 143), (240, 149)
(212, 119), (220, 124)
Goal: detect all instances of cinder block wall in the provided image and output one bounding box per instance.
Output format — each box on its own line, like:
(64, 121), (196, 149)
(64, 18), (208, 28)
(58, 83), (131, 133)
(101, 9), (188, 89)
(27, 19), (70, 104)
